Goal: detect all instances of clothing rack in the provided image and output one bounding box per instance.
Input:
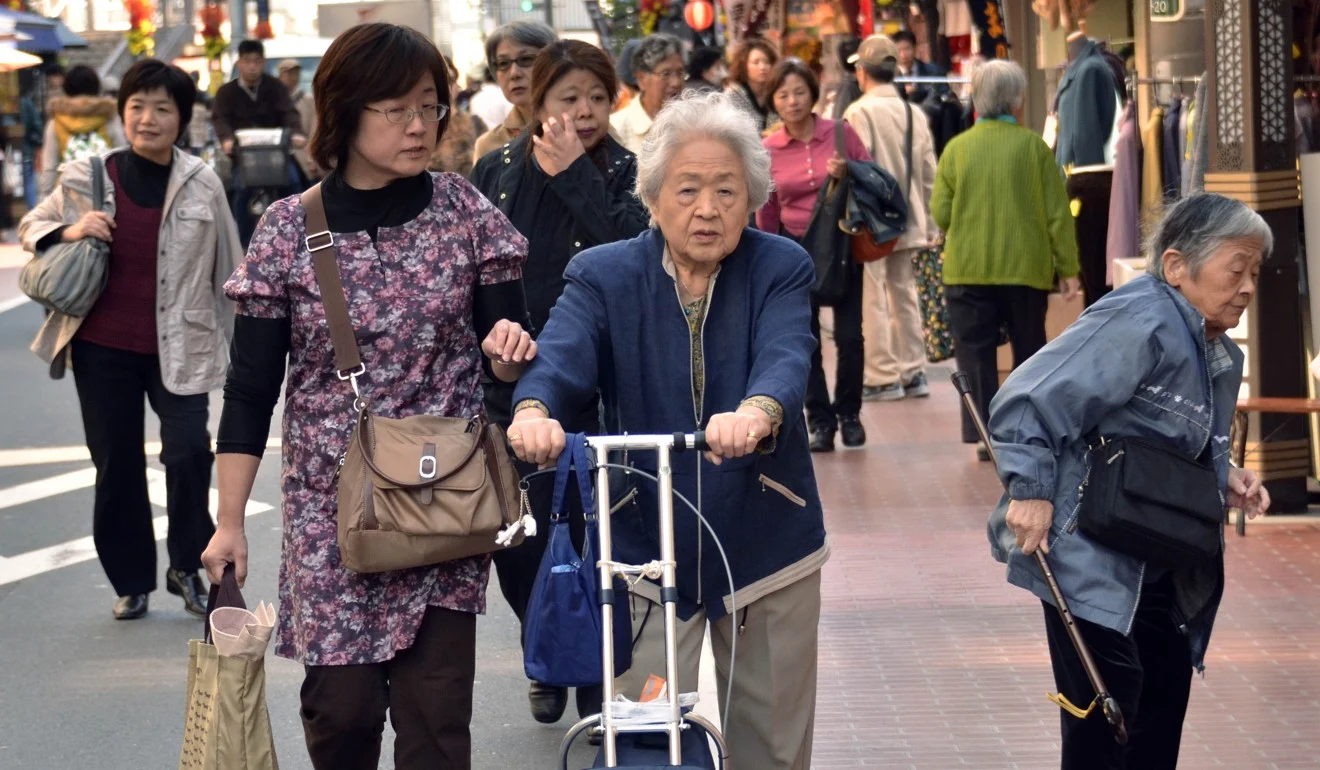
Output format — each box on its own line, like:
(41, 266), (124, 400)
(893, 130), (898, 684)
(1132, 76), (1202, 86)
(893, 75), (970, 84)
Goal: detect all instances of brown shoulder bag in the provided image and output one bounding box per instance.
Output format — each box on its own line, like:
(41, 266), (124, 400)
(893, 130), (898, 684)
(301, 184), (531, 574)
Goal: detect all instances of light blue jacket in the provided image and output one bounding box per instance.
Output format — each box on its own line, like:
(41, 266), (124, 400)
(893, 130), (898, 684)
(988, 275), (1241, 670)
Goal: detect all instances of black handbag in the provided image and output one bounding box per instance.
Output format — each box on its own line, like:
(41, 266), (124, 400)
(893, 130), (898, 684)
(1077, 437), (1224, 569)
(798, 121), (852, 305)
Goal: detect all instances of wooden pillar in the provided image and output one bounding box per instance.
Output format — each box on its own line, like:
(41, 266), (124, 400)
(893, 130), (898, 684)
(1204, 0), (1310, 511)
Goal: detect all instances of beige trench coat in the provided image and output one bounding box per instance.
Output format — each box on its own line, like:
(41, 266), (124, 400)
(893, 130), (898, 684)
(18, 148), (241, 395)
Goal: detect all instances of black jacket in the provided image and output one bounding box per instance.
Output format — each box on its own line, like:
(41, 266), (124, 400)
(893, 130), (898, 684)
(470, 132), (649, 427)
(211, 73), (303, 144)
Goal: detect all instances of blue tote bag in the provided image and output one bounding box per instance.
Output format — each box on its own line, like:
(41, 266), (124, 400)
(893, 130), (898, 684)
(524, 435), (632, 689)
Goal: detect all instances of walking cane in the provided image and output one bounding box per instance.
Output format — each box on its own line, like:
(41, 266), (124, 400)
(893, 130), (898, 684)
(951, 372), (1128, 746)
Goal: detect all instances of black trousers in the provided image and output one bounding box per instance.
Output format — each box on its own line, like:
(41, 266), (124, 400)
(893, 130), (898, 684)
(1044, 576), (1193, 769)
(806, 266), (864, 428)
(945, 285), (1048, 443)
(301, 606), (477, 770)
(490, 455), (602, 716)
(1066, 169), (1114, 308)
(70, 339), (215, 597)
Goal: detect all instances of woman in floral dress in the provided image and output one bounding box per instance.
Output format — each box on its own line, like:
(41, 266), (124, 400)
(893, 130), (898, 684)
(201, 23), (534, 769)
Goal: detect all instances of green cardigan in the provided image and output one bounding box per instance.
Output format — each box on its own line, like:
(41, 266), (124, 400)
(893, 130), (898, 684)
(930, 119), (1080, 291)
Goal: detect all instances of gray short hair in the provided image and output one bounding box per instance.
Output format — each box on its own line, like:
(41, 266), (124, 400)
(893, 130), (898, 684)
(484, 20), (557, 71)
(633, 34), (684, 74)
(1146, 193), (1274, 280)
(971, 60), (1027, 118)
(635, 90), (772, 226)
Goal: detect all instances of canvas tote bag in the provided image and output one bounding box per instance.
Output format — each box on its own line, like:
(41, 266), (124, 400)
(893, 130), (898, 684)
(179, 567), (278, 770)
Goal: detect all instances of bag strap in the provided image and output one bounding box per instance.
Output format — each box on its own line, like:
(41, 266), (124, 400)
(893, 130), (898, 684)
(903, 99), (914, 200)
(203, 564), (246, 645)
(551, 438), (576, 520)
(90, 155), (104, 213)
(550, 434), (597, 521)
(573, 437), (596, 520)
(300, 183), (364, 377)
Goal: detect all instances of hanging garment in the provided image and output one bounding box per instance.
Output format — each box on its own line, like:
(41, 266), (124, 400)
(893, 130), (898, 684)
(1295, 93), (1317, 155)
(1141, 106), (1165, 216)
(1055, 41), (1121, 168)
(1162, 98), (1183, 201)
(1183, 75), (1209, 196)
(1066, 166), (1114, 307)
(1105, 102), (1142, 283)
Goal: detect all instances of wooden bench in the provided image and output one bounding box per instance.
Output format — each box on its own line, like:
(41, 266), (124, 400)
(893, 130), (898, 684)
(1230, 397), (1320, 535)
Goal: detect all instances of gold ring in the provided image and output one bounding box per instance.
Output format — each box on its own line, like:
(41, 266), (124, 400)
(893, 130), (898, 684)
(509, 433), (523, 442)
(747, 431), (759, 440)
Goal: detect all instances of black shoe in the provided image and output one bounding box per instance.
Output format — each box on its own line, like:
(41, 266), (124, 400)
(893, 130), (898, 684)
(113, 594), (148, 620)
(529, 681), (568, 724)
(977, 444), (991, 462)
(840, 416), (867, 448)
(575, 684), (602, 719)
(809, 424), (836, 452)
(166, 569), (208, 618)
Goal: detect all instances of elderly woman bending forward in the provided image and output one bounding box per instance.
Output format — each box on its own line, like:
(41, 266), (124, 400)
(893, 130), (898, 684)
(988, 194), (1272, 769)
(510, 90), (825, 770)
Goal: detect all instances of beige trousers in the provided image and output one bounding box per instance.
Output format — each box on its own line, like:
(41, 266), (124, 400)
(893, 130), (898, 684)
(615, 570), (822, 770)
(862, 247), (928, 387)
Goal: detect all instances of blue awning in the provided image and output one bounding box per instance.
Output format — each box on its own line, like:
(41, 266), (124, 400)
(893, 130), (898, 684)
(0, 7), (67, 53)
(55, 22), (88, 49)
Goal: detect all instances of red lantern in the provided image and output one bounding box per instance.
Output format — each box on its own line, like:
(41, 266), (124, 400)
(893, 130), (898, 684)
(685, 0), (714, 31)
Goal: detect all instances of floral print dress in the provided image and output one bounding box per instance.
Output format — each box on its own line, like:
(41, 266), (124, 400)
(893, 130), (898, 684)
(224, 172), (527, 666)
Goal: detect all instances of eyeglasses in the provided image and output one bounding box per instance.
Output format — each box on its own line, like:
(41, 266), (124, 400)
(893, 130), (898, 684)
(365, 104), (449, 125)
(494, 54), (538, 73)
(648, 67), (686, 82)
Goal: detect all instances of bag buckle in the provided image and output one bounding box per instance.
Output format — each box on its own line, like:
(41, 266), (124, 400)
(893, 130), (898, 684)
(305, 230), (335, 253)
(419, 453), (438, 480)
(337, 364), (366, 405)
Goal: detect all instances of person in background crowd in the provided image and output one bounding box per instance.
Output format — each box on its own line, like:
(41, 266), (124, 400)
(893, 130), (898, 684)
(471, 38), (649, 730)
(613, 38), (642, 113)
(44, 64), (65, 101)
(430, 58), (486, 176)
(211, 39), (306, 244)
(469, 63), (513, 134)
(726, 37), (780, 132)
(610, 33), (685, 154)
(931, 61), (1079, 460)
(843, 34), (937, 402)
(20, 58), (240, 622)
(474, 20), (558, 162)
(19, 90), (42, 209)
(757, 59), (872, 452)
(509, 89), (825, 770)
(685, 45), (727, 93)
(39, 65), (127, 197)
(823, 37), (863, 119)
(989, 193), (1271, 769)
(277, 58), (321, 184)
(201, 23), (534, 769)
(101, 75), (121, 99)
(893, 30), (948, 103)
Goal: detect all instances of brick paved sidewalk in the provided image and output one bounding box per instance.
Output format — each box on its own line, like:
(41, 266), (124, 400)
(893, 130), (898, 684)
(810, 377), (1320, 769)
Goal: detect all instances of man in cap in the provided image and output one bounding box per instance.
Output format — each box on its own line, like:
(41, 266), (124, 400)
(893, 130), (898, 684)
(843, 35), (939, 403)
(277, 58), (320, 183)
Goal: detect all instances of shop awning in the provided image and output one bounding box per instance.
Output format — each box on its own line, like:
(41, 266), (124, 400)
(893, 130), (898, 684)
(0, 7), (84, 53)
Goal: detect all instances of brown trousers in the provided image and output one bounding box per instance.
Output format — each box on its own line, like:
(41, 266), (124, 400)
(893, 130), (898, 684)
(299, 606), (477, 770)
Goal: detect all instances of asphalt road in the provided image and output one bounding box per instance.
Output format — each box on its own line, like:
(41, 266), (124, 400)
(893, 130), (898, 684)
(0, 293), (601, 770)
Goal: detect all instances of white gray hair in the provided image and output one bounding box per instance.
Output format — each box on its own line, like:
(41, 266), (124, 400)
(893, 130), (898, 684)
(632, 33), (684, 74)
(1145, 193), (1274, 280)
(971, 60), (1026, 118)
(635, 90), (772, 226)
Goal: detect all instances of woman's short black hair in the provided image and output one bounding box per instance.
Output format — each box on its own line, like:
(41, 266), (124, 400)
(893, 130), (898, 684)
(118, 59), (198, 143)
(309, 23), (450, 172)
(687, 46), (724, 81)
(63, 65), (100, 97)
(767, 58), (821, 107)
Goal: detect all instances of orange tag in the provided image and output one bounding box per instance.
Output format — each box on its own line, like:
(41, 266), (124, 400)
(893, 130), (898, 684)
(639, 674), (666, 703)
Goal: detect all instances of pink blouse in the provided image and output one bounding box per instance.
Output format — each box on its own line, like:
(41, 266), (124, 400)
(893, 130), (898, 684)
(757, 117), (872, 238)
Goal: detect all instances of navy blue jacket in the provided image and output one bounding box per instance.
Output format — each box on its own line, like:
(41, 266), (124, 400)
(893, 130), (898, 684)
(1054, 41), (1120, 168)
(513, 228), (826, 620)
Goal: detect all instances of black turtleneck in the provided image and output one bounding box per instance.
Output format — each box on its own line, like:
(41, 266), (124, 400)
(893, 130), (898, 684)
(217, 170), (531, 457)
(321, 167), (431, 243)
